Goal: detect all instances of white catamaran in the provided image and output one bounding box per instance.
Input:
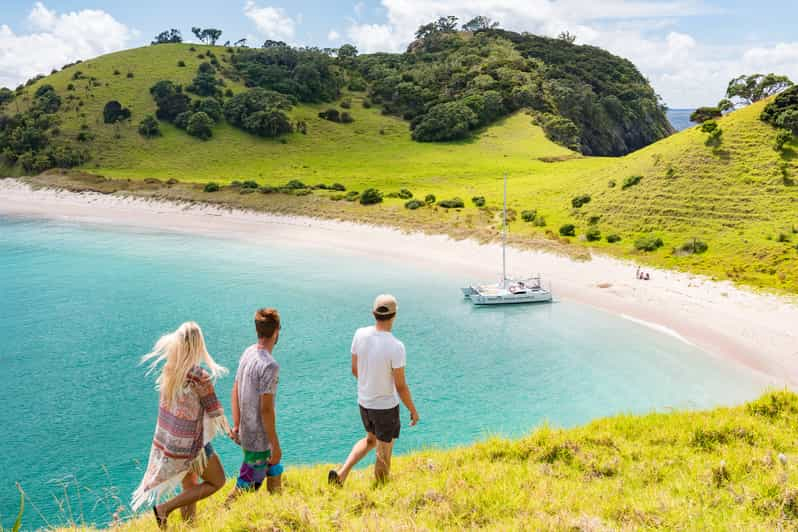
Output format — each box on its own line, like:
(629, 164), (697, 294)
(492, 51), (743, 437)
(461, 173), (553, 305)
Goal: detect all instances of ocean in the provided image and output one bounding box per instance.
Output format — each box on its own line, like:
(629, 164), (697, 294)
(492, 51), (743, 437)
(0, 215), (766, 529)
(667, 109), (695, 132)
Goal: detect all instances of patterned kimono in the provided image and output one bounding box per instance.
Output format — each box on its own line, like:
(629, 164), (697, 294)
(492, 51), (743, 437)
(131, 366), (230, 511)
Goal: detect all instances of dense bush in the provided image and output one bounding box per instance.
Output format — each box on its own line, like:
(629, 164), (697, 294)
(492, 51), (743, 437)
(224, 89), (294, 137)
(571, 194), (591, 208)
(150, 80), (191, 121)
(774, 129), (793, 152)
(318, 108), (340, 122)
(103, 100), (131, 123)
(186, 112), (214, 140)
(424, 194), (436, 204)
(340, 99), (351, 109)
(606, 234), (621, 243)
(195, 98), (223, 122)
(690, 107), (722, 123)
(0, 88), (14, 106)
(330, 183), (346, 191)
(635, 235), (664, 251)
(761, 85), (798, 133)
(412, 101), (477, 142)
(284, 179), (306, 189)
(203, 182), (220, 192)
(188, 62), (223, 97)
(231, 46), (342, 103)
(622, 175), (642, 189)
(536, 113), (580, 151)
(397, 189), (413, 199)
(405, 199), (424, 209)
(585, 228), (601, 241)
(138, 115), (161, 138)
(345, 191), (360, 201)
(340, 111), (354, 123)
(559, 224), (576, 236)
(360, 188), (383, 205)
(438, 197), (465, 209)
(521, 210), (536, 222)
(680, 239), (708, 254)
(533, 216), (546, 227)
(472, 195), (485, 207)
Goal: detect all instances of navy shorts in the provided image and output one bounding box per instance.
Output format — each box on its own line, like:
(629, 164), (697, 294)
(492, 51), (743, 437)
(359, 405), (401, 442)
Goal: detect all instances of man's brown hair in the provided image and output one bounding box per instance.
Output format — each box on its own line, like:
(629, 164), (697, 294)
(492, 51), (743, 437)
(255, 308), (280, 339)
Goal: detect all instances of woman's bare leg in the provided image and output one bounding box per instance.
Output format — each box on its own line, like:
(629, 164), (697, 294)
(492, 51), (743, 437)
(155, 456), (225, 521)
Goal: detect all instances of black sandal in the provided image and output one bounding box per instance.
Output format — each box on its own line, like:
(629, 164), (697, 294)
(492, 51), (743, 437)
(328, 470), (343, 487)
(153, 505), (167, 529)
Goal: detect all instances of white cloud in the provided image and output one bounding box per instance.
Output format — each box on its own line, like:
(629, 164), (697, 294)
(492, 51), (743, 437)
(343, 0), (798, 107)
(0, 2), (134, 89)
(243, 1), (296, 42)
(328, 29), (341, 41)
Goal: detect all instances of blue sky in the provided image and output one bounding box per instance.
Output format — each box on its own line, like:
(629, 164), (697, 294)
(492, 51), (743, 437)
(1, 1), (797, 107)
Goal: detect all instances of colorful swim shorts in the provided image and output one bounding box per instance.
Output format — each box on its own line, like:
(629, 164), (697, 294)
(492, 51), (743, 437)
(235, 449), (271, 490)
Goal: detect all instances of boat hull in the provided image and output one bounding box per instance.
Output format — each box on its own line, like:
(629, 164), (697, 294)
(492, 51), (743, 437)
(469, 290), (553, 305)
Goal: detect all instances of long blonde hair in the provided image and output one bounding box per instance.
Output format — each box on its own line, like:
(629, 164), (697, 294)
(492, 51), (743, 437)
(141, 321), (227, 405)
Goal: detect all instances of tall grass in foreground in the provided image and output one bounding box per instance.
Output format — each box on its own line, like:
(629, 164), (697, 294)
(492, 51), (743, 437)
(50, 391), (798, 530)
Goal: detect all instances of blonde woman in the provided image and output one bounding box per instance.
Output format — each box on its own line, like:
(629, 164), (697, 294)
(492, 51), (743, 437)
(131, 322), (231, 528)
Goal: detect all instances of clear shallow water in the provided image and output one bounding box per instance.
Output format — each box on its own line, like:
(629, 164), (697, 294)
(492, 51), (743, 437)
(0, 216), (767, 529)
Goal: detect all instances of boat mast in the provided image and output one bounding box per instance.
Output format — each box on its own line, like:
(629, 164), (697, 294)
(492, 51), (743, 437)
(502, 172), (507, 285)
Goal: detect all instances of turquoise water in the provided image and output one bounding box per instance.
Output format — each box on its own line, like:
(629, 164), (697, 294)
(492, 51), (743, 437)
(0, 215), (767, 529)
(667, 108), (695, 132)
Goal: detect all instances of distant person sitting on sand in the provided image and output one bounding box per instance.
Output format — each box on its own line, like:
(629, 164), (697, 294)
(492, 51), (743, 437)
(328, 294), (419, 486)
(227, 308), (283, 502)
(131, 322), (231, 528)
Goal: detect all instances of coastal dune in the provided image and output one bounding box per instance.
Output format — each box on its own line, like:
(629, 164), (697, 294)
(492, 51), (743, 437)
(1, 178), (796, 387)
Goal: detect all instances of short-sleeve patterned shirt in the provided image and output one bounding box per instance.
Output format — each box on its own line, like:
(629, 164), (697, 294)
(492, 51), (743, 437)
(235, 345), (280, 452)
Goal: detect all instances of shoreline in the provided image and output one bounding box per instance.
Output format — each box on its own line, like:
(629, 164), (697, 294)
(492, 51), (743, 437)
(2, 178), (797, 387)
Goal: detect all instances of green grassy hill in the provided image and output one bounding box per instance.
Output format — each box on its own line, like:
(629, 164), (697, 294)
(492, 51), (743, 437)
(53, 391), (798, 530)
(2, 43), (798, 292)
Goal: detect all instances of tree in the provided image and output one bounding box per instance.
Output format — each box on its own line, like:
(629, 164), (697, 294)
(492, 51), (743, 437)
(186, 111), (214, 140)
(461, 16), (499, 32)
(188, 63), (222, 97)
(717, 98), (734, 113)
(195, 98), (223, 122)
(411, 101), (478, 141)
(690, 106), (722, 123)
(337, 44), (358, 59)
(435, 16), (459, 32)
(152, 29), (182, 45)
(138, 115), (161, 138)
(761, 85), (798, 133)
(726, 73), (793, 107)
(191, 27), (222, 45)
(557, 31), (577, 44)
(103, 100), (131, 123)
(242, 109), (293, 137)
(0, 87), (14, 106)
(149, 80), (190, 121)
(223, 88), (294, 137)
(191, 27), (203, 41)
(774, 129), (792, 152)
(234, 38), (248, 47)
(262, 39), (287, 48)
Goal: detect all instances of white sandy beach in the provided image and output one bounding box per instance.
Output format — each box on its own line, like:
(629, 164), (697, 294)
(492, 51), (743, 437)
(1, 178), (797, 387)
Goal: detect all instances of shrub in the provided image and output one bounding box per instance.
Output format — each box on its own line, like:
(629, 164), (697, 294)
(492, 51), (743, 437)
(138, 115), (161, 138)
(186, 111), (214, 140)
(330, 183), (346, 191)
(472, 196), (486, 207)
(203, 182), (220, 192)
(224, 89), (294, 137)
(103, 100), (131, 123)
(533, 216), (546, 227)
(585, 228), (601, 241)
(521, 210), (537, 222)
(622, 175), (643, 189)
(559, 224), (576, 237)
(588, 215), (601, 225)
(345, 191), (360, 201)
(340, 111), (354, 123)
(318, 108), (341, 122)
(259, 185), (277, 194)
(777, 232), (792, 243)
(774, 129), (793, 152)
(174, 110), (193, 130)
(571, 194), (591, 208)
(177, 60), (186, 67)
(224, 88), (234, 98)
(608, 179), (616, 188)
(126, 72), (134, 78)
(690, 106), (722, 123)
(196, 98), (223, 122)
(424, 194), (436, 204)
(412, 101), (478, 142)
(405, 199), (424, 210)
(150, 80), (190, 121)
(340, 99), (351, 109)
(635, 235), (664, 251)
(284, 179), (306, 189)
(362, 99), (372, 109)
(292, 188), (312, 196)
(397, 189), (413, 199)
(360, 188), (383, 205)
(606, 234), (621, 243)
(680, 239), (708, 254)
(438, 198), (465, 209)
(241, 180), (259, 189)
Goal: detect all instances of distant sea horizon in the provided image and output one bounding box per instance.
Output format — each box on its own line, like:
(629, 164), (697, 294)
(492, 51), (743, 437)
(667, 108), (695, 132)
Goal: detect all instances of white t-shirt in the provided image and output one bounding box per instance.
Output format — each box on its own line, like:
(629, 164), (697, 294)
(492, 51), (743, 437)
(351, 326), (406, 409)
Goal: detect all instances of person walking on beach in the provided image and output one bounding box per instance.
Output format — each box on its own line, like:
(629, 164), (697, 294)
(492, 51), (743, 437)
(131, 322), (231, 528)
(328, 294), (419, 486)
(227, 308), (283, 501)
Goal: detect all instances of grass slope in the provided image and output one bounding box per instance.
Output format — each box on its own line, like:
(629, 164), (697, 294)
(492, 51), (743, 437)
(56, 391), (798, 530)
(6, 44), (798, 292)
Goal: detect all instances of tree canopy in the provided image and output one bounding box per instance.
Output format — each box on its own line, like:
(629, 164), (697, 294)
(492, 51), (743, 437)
(761, 85), (798, 134)
(152, 29), (182, 45)
(726, 73), (794, 107)
(191, 27), (223, 45)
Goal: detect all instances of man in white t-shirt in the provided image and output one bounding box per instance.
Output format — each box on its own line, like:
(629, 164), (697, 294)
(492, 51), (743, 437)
(328, 294), (419, 485)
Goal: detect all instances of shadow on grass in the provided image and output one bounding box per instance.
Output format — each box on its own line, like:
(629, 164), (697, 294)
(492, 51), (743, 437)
(779, 147), (796, 161)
